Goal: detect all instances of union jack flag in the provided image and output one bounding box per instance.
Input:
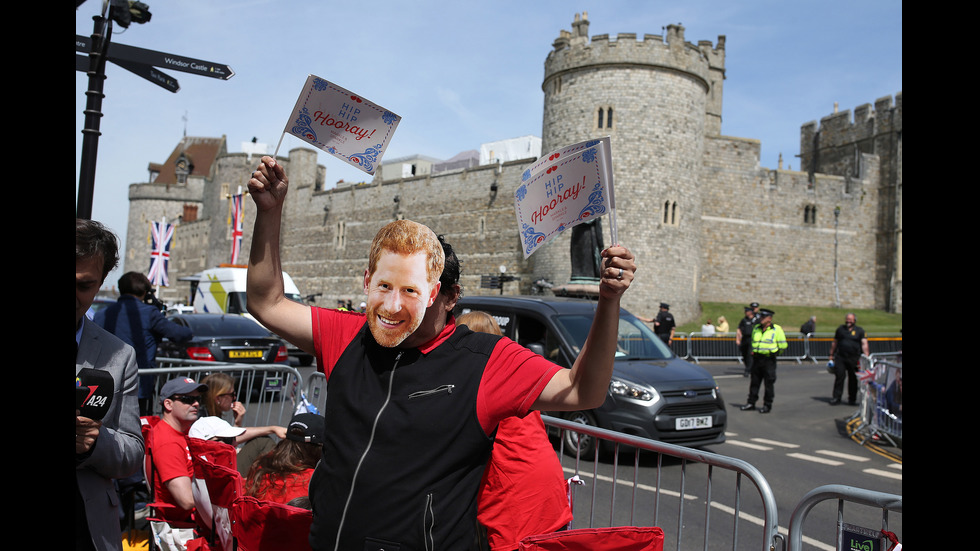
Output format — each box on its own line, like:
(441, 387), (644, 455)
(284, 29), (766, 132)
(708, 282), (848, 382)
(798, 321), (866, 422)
(230, 193), (245, 264)
(857, 368), (876, 384)
(148, 221), (174, 286)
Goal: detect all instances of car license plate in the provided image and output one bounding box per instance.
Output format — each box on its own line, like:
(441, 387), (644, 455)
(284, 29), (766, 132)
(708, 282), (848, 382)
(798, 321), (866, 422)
(676, 416), (712, 430)
(229, 350), (263, 359)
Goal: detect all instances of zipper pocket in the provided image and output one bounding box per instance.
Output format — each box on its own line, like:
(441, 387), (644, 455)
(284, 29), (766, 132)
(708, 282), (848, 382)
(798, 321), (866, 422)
(408, 385), (455, 399)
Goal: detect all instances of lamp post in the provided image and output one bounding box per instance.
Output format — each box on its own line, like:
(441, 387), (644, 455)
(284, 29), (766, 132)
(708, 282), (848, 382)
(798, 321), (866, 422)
(833, 206), (841, 308)
(77, 13), (113, 220)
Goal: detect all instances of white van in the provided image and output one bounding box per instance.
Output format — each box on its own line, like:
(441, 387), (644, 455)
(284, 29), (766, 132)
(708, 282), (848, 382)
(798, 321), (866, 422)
(181, 267), (314, 366)
(183, 267), (303, 315)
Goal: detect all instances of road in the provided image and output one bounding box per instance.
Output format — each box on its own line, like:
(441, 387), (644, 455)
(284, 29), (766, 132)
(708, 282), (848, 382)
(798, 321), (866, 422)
(556, 361), (902, 550)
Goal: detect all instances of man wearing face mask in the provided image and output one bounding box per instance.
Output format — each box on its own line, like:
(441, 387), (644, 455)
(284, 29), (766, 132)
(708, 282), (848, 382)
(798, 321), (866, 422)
(245, 156), (637, 551)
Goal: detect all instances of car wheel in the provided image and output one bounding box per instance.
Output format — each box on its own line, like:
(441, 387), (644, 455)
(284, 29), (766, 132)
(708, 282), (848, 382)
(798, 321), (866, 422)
(562, 410), (599, 458)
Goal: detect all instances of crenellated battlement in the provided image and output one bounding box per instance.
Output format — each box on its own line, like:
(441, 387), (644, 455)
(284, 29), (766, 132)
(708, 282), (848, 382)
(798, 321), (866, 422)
(799, 92), (902, 177)
(543, 13), (725, 93)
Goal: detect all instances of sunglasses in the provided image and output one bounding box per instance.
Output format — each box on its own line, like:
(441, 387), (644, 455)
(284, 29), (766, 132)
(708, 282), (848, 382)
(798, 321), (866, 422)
(170, 394), (201, 405)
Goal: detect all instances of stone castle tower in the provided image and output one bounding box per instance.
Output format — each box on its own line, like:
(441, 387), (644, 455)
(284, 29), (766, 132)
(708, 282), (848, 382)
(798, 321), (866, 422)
(534, 13), (727, 320)
(121, 14), (900, 322)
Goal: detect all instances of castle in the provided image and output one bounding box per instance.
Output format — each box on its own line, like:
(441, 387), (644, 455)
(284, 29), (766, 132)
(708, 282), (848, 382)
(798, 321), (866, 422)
(122, 13), (902, 323)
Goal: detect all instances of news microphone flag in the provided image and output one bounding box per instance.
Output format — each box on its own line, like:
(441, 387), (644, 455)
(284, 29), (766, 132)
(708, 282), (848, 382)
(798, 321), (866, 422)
(230, 192), (245, 265)
(76, 368), (114, 421)
(148, 220), (174, 286)
(514, 137), (616, 259)
(274, 75), (401, 175)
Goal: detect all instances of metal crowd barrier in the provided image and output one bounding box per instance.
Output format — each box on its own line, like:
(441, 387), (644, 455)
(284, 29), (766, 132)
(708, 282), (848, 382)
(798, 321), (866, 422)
(542, 415), (782, 551)
(306, 370), (328, 414)
(847, 353), (903, 448)
(787, 484), (902, 551)
(143, 359), (304, 429)
(804, 333), (903, 362)
(671, 333), (902, 364)
(542, 416), (902, 551)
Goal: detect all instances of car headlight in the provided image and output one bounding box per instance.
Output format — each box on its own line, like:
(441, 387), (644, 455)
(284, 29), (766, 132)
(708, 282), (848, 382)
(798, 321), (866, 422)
(609, 378), (660, 404)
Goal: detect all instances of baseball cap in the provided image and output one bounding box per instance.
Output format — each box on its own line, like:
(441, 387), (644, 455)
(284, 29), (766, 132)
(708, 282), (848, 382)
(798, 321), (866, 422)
(286, 413), (325, 445)
(189, 416), (246, 441)
(159, 377), (208, 402)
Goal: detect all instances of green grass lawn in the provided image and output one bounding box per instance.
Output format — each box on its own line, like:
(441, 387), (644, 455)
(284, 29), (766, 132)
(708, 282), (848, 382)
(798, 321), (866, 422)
(676, 302), (903, 334)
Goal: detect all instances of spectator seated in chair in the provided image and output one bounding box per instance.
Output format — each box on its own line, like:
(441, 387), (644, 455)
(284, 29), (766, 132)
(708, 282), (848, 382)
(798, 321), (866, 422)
(200, 372), (287, 476)
(244, 413), (325, 505)
(150, 377), (208, 523)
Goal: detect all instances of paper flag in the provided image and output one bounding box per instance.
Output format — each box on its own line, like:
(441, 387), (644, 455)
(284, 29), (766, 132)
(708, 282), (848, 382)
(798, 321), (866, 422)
(282, 75), (401, 175)
(514, 137), (615, 258)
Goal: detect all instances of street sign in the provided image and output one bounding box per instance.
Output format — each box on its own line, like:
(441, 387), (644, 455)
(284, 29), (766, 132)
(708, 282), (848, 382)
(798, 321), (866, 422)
(76, 34), (234, 80)
(112, 58), (180, 93)
(76, 42), (180, 92)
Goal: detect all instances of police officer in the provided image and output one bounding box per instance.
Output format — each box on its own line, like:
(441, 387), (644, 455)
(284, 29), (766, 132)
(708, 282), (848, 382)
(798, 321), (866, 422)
(652, 303), (675, 345)
(734, 306), (756, 377)
(740, 308), (787, 414)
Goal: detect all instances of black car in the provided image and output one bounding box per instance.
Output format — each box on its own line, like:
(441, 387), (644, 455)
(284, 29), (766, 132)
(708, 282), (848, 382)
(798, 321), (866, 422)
(456, 295), (727, 455)
(160, 313), (290, 364)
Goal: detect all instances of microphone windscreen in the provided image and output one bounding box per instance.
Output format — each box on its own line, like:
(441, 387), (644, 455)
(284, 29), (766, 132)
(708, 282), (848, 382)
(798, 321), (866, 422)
(76, 368), (114, 421)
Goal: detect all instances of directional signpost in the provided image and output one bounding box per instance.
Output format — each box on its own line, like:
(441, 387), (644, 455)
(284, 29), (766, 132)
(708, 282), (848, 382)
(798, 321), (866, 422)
(76, 10), (233, 219)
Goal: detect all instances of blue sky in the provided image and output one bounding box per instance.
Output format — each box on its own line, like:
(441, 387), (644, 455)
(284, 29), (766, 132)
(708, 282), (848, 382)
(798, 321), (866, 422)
(76, 0), (902, 289)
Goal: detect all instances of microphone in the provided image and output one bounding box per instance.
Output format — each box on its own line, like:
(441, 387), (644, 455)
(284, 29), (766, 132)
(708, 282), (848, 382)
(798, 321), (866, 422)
(76, 368), (114, 421)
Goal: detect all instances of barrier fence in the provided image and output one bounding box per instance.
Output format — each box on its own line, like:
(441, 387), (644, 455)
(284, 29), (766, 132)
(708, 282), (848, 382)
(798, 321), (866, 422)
(143, 359), (304, 428)
(139, 359), (902, 549)
(670, 333), (903, 364)
(848, 353), (903, 449)
(787, 484), (902, 551)
(541, 415), (901, 551)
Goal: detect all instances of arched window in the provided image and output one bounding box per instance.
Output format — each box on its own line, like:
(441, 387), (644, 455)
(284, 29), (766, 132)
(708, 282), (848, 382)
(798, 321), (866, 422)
(596, 106), (614, 130)
(804, 204), (817, 224)
(662, 200), (679, 226)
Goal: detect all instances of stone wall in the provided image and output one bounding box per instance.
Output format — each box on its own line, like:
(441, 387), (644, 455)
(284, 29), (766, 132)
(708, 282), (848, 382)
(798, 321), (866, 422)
(699, 135), (880, 309)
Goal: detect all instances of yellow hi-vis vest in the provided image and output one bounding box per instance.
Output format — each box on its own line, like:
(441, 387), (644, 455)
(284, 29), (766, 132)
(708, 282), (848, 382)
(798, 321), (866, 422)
(752, 324), (788, 355)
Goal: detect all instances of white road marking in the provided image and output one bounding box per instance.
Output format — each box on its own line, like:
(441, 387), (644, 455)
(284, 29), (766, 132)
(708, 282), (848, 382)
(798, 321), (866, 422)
(725, 439), (773, 450)
(816, 450), (870, 462)
(863, 468), (902, 481)
(787, 452), (844, 466)
(751, 438), (799, 448)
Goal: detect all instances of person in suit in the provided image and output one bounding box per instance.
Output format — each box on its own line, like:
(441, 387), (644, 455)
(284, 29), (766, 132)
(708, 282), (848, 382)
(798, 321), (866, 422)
(95, 271), (194, 415)
(76, 218), (144, 551)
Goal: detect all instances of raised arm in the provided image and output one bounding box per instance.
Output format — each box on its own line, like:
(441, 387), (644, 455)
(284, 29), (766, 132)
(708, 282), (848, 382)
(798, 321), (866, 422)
(246, 156), (314, 354)
(533, 245), (636, 411)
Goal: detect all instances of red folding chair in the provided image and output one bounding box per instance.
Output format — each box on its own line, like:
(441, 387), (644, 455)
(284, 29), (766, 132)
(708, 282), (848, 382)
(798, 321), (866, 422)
(231, 495), (313, 551)
(187, 437), (238, 473)
(190, 448), (243, 551)
(518, 526), (665, 551)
